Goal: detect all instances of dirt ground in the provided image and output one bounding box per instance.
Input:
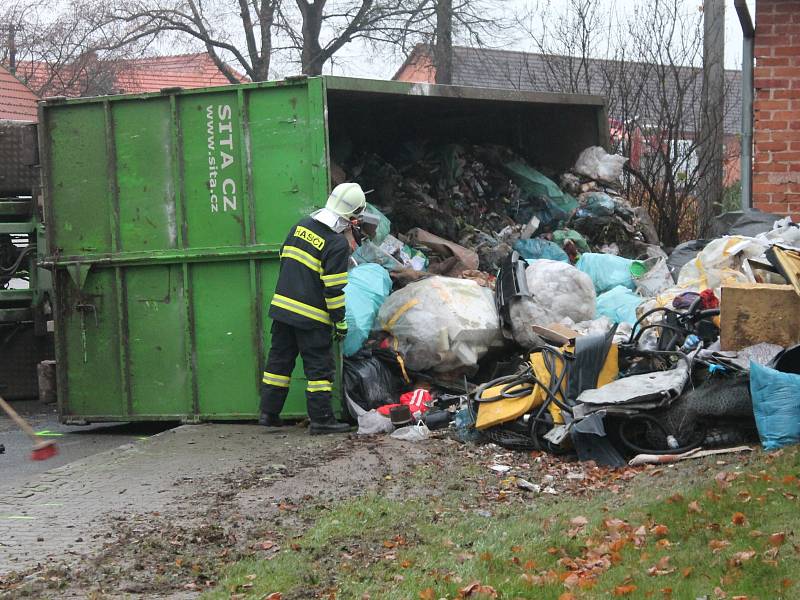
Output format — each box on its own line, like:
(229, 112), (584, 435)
(0, 424), (749, 599)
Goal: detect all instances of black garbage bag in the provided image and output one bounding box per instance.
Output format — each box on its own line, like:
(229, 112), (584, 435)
(343, 348), (405, 412)
(710, 209), (783, 238)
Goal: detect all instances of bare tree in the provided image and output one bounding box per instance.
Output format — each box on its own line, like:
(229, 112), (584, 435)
(516, 0), (738, 247)
(1, 0), (150, 97)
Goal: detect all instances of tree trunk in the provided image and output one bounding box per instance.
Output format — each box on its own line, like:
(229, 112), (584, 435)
(297, 0), (326, 75)
(697, 0), (725, 235)
(434, 0), (453, 84)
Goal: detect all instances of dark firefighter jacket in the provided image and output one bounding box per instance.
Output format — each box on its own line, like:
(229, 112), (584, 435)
(268, 216), (349, 329)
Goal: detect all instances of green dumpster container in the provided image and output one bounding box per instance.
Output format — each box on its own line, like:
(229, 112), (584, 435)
(39, 76), (608, 423)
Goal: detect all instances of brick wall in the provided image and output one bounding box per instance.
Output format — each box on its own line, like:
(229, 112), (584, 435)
(753, 0), (800, 218)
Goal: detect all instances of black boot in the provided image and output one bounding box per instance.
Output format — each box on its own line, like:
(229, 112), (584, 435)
(309, 416), (350, 435)
(259, 413), (285, 428)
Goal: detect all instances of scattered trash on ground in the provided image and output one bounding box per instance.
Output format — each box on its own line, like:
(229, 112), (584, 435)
(339, 143), (800, 466)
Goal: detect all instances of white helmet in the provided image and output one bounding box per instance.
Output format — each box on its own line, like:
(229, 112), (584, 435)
(325, 183), (366, 219)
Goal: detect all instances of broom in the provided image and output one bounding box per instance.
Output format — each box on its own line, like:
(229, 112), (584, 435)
(0, 394), (58, 461)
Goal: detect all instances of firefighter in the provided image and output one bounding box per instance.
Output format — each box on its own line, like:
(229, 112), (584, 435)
(259, 183), (366, 434)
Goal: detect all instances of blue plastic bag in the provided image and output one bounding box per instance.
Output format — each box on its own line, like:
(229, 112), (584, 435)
(343, 264), (393, 357)
(595, 285), (643, 325)
(577, 253), (637, 294)
(750, 362), (800, 450)
(513, 238), (569, 262)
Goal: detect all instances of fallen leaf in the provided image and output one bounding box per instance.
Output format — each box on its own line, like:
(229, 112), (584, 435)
(651, 524), (669, 537)
(479, 552), (493, 562)
(511, 545), (523, 553)
(715, 472), (732, 488)
(732, 512), (747, 526)
(682, 567), (694, 578)
(730, 550), (757, 566)
(688, 501), (702, 513)
(382, 540), (396, 549)
(656, 539), (671, 549)
(661, 588), (673, 598)
(731, 596), (749, 600)
(458, 581), (498, 598)
(613, 584), (638, 596)
(769, 532), (786, 547)
(418, 589), (435, 600)
(666, 493), (684, 504)
(401, 560), (413, 569)
(782, 578), (794, 589)
(647, 555), (675, 576)
(559, 593), (577, 600)
(709, 539), (731, 553)
(570, 516), (589, 527)
(714, 586), (727, 598)
(264, 594), (282, 600)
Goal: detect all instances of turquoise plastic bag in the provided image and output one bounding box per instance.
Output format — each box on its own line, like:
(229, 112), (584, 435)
(504, 161), (578, 224)
(595, 285), (643, 325)
(513, 238), (568, 262)
(364, 203), (391, 244)
(343, 264), (393, 357)
(750, 362), (800, 450)
(577, 253), (639, 294)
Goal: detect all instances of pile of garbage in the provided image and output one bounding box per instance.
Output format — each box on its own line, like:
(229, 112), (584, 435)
(339, 143), (800, 465)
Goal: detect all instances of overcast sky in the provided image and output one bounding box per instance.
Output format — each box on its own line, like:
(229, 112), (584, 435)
(321, 0), (756, 80)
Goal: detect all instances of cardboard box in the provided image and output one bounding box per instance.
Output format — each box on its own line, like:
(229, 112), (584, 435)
(720, 283), (800, 351)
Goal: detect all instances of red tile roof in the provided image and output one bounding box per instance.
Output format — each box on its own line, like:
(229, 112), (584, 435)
(113, 53), (245, 94)
(19, 52), (246, 99)
(0, 65), (39, 122)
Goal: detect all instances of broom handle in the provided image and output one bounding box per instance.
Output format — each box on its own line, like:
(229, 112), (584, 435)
(0, 394), (40, 442)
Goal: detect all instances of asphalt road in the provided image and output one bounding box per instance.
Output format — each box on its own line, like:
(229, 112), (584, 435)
(0, 400), (175, 494)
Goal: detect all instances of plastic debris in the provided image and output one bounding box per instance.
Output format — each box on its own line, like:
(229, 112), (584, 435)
(512, 238), (569, 262)
(596, 285), (644, 325)
(576, 253), (642, 294)
(344, 264), (393, 356)
(573, 146), (628, 184)
(377, 276), (504, 373)
(508, 259), (596, 348)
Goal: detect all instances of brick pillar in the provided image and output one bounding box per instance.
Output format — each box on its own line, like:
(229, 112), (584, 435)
(753, 0), (800, 218)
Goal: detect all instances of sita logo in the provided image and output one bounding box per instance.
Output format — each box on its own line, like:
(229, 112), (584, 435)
(206, 104), (237, 213)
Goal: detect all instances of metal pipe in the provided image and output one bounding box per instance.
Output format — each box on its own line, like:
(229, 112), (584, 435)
(735, 0), (754, 210)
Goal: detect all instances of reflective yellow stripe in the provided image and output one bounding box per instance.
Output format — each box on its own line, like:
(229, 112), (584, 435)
(263, 372), (291, 387)
(271, 294), (332, 325)
(321, 272), (348, 287)
(325, 294), (346, 310)
(307, 379), (333, 392)
(281, 246), (322, 273)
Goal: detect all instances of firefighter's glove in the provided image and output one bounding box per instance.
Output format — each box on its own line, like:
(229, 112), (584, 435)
(333, 321), (348, 342)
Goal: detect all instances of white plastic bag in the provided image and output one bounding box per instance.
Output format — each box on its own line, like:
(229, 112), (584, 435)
(677, 236), (765, 290)
(390, 422), (431, 442)
(634, 257), (673, 297)
(377, 277), (504, 372)
(509, 259), (596, 348)
(573, 146), (628, 184)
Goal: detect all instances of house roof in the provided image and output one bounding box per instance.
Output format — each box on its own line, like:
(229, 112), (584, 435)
(396, 45), (742, 137)
(0, 65), (39, 122)
(112, 53), (245, 94)
(18, 52), (246, 98)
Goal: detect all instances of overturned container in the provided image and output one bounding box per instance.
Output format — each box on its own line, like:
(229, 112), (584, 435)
(40, 76), (608, 422)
